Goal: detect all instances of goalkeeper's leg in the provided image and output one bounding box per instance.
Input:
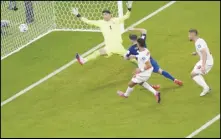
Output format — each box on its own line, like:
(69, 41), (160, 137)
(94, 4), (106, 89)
(112, 44), (137, 64)
(76, 48), (109, 65)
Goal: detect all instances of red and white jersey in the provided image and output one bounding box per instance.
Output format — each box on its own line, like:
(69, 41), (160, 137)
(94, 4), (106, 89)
(195, 38), (213, 65)
(136, 48), (153, 76)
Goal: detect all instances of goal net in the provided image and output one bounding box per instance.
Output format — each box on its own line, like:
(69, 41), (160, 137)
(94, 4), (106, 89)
(1, 1), (124, 60)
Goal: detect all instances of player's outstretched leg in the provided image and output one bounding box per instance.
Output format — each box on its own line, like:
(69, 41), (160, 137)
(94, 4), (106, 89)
(141, 82), (161, 103)
(76, 48), (107, 65)
(158, 69), (183, 86)
(76, 53), (86, 65)
(151, 84), (160, 90)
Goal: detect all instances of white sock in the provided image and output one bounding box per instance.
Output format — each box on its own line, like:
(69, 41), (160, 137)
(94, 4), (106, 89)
(192, 75), (209, 90)
(142, 82), (157, 95)
(124, 87), (134, 97)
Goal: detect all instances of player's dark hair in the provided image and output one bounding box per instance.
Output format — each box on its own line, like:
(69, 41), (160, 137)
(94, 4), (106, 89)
(137, 38), (145, 47)
(129, 34), (137, 40)
(102, 10), (111, 14)
(189, 29), (198, 35)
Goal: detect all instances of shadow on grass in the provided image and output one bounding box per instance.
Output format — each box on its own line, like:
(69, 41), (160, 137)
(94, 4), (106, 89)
(89, 79), (128, 92)
(140, 84), (182, 94)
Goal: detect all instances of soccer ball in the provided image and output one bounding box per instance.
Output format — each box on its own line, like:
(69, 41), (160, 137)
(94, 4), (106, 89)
(19, 24), (28, 32)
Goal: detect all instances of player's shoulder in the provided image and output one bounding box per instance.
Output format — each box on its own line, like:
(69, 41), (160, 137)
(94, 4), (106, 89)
(195, 38), (206, 44)
(195, 38), (207, 48)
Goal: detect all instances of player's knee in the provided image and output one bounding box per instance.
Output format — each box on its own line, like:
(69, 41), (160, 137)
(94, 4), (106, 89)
(139, 82), (144, 86)
(191, 71), (198, 78)
(128, 81), (136, 87)
(158, 69), (163, 74)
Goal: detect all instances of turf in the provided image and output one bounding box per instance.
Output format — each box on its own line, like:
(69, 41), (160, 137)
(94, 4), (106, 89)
(194, 119), (220, 138)
(1, 1), (220, 138)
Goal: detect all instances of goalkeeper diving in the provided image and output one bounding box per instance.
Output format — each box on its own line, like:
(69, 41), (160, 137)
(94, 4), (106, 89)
(72, 1), (133, 65)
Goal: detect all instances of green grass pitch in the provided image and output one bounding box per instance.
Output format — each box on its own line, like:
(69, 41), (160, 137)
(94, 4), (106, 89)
(1, 1), (220, 138)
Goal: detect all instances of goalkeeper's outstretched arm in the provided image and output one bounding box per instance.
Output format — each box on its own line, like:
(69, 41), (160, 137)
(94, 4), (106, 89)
(72, 8), (101, 27)
(117, 1), (133, 23)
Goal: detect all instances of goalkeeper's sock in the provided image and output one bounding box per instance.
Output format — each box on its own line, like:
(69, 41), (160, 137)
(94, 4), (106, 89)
(142, 82), (157, 95)
(124, 87), (134, 97)
(84, 50), (100, 62)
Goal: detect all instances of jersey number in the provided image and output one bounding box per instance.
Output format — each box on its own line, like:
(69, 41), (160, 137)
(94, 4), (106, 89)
(109, 25), (112, 30)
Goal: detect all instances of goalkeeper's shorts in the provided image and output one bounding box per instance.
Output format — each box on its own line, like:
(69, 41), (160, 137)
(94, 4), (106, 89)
(104, 44), (127, 57)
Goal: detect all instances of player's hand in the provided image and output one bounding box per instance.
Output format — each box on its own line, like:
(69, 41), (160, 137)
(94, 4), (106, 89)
(191, 52), (197, 56)
(201, 66), (206, 74)
(126, 1), (133, 10)
(129, 55), (136, 59)
(72, 8), (80, 17)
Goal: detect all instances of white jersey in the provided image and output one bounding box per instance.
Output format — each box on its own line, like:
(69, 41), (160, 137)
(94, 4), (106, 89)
(136, 48), (153, 76)
(195, 38), (213, 65)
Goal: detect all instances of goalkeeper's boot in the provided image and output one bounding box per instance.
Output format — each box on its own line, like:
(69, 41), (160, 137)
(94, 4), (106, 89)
(155, 92), (161, 103)
(174, 79), (183, 86)
(76, 53), (85, 65)
(117, 91), (128, 98)
(151, 85), (160, 90)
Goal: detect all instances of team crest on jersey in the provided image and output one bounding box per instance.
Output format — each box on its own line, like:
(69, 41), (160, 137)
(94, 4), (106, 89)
(197, 45), (201, 48)
(142, 57), (146, 60)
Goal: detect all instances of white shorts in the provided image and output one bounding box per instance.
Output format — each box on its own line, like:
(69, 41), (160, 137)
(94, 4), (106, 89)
(192, 60), (213, 75)
(132, 75), (150, 84)
(131, 68), (153, 84)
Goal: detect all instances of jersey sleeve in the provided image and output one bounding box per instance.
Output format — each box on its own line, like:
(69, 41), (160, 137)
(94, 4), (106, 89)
(126, 47), (134, 57)
(125, 50), (131, 57)
(140, 33), (147, 41)
(115, 11), (131, 23)
(140, 33), (147, 47)
(197, 40), (207, 51)
(81, 17), (101, 27)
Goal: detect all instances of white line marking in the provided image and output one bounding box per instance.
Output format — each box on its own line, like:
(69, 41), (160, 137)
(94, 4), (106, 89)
(186, 114), (220, 138)
(1, 1), (176, 107)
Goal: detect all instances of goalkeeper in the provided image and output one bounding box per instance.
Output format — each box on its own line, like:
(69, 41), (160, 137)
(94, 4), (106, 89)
(72, 1), (133, 65)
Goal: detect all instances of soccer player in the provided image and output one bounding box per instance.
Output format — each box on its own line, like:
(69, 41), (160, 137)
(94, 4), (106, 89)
(188, 29), (213, 96)
(72, 1), (133, 65)
(124, 28), (183, 86)
(117, 38), (161, 103)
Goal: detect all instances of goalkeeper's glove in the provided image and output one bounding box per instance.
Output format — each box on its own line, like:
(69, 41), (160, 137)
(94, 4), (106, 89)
(72, 8), (81, 18)
(126, 1), (133, 11)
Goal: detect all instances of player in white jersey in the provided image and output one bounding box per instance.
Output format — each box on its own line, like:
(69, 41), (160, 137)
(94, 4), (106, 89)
(72, 2), (133, 65)
(117, 38), (161, 103)
(188, 29), (214, 96)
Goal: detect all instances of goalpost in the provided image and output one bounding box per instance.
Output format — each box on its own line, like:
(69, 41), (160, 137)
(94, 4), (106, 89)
(1, 1), (124, 60)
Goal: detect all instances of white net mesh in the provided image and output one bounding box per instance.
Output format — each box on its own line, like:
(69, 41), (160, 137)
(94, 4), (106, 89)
(1, 1), (121, 59)
(1, 1), (55, 59)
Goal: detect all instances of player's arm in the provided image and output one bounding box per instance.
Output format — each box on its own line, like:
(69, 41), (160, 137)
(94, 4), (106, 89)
(201, 48), (207, 69)
(72, 8), (101, 27)
(128, 54), (137, 59)
(117, 1), (133, 23)
(129, 28), (147, 41)
(129, 28), (147, 34)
